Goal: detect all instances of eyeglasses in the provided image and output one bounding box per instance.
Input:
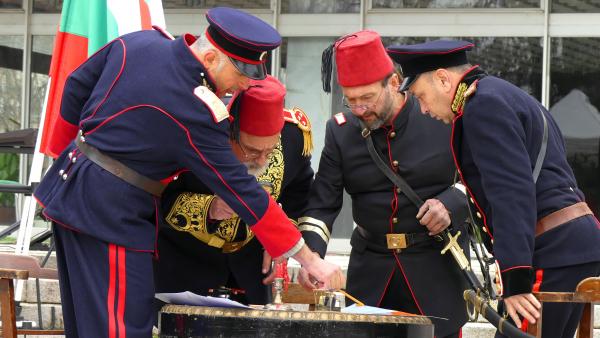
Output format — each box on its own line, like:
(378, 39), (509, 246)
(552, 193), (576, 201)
(342, 86), (386, 113)
(238, 141), (279, 160)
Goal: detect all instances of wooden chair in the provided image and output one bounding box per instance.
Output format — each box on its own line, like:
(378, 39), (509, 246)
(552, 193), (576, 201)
(0, 253), (63, 338)
(527, 277), (600, 338)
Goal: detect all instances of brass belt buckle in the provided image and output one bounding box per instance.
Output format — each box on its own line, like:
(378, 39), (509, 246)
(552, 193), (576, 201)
(386, 233), (407, 252)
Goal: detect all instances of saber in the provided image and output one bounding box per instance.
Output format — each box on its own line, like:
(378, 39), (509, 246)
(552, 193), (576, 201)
(439, 230), (534, 338)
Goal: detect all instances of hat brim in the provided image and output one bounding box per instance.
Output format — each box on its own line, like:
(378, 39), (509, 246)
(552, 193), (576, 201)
(399, 75), (419, 92)
(229, 57), (267, 80)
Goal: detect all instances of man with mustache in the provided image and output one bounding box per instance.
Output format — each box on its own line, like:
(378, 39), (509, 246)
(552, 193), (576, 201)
(155, 76), (316, 305)
(296, 30), (469, 338)
(387, 39), (600, 338)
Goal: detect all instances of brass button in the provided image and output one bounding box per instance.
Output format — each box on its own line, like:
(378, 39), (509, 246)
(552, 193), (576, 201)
(476, 212), (482, 219)
(389, 131), (396, 138)
(392, 217), (398, 224)
(396, 187), (401, 193)
(392, 160), (399, 167)
(469, 197), (475, 203)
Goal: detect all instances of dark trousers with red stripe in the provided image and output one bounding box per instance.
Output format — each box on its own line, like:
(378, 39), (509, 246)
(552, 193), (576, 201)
(495, 261), (600, 338)
(53, 224), (155, 338)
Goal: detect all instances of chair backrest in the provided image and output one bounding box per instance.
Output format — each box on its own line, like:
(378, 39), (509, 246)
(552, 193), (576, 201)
(528, 277), (600, 338)
(0, 253), (62, 338)
(0, 253), (57, 280)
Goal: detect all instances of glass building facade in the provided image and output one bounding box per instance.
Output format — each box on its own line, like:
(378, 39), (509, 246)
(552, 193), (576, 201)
(1, 0), (599, 251)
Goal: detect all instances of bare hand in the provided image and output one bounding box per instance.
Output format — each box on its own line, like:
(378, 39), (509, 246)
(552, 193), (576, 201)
(503, 293), (541, 328)
(262, 251), (286, 285)
(416, 198), (451, 235)
(298, 266), (316, 290)
(294, 249), (345, 290)
(208, 195), (235, 220)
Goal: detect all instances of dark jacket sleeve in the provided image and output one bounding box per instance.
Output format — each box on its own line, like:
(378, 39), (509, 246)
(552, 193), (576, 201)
(462, 93), (536, 297)
(51, 39), (124, 156)
(300, 119), (344, 258)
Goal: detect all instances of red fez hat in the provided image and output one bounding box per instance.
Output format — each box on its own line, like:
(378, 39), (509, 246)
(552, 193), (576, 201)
(330, 30), (394, 88)
(237, 75), (286, 136)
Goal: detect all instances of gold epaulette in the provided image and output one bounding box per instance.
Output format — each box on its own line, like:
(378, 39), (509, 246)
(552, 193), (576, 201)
(451, 80), (479, 113)
(283, 107), (313, 156)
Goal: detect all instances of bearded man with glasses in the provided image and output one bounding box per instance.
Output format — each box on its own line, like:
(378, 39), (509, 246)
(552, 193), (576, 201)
(297, 30), (470, 338)
(155, 76), (316, 305)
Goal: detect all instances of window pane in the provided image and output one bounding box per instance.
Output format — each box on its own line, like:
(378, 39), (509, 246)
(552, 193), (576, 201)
(549, 37), (600, 216)
(0, 35), (23, 133)
(552, 0), (600, 13)
(32, 0), (62, 13)
(0, 0), (21, 9)
(373, 0), (539, 8)
(30, 36), (54, 129)
(281, 0), (360, 13)
(163, 0), (270, 9)
(383, 36), (543, 100)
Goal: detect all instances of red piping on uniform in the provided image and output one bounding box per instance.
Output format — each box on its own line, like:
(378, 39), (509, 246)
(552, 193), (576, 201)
(85, 104), (260, 222)
(117, 246), (127, 338)
(450, 114), (494, 239)
(205, 31), (264, 65)
(386, 128), (399, 233)
(205, 13), (279, 48)
(388, 92), (409, 125)
(501, 265), (532, 273)
(392, 253), (425, 316)
(33, 195), (46, 208)
(387, 44), (474, 55)
(41, 211), (82, 233)
(80, 39), (127, 126)
(521, 269), (544, 332)
(377, 267), (396, 307)
(108, 244), (117, 338)
(160, 169), (189, 186)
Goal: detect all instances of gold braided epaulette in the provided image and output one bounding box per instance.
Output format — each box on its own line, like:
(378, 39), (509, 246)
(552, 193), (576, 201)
(283, 107), (313, 156)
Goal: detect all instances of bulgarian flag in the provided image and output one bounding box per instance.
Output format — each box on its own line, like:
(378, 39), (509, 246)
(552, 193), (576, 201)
(39, 0), (166, 158)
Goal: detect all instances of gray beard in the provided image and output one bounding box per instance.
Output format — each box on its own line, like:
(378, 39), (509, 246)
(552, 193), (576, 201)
(245, 162), (268, 177)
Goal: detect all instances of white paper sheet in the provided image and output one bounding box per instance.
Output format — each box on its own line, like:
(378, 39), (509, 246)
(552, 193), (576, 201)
(341, 304), (395, 315)
(155, 291), (250, 309)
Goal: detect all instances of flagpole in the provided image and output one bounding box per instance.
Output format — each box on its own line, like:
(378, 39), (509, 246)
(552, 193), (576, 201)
(14, 77), (51, 301)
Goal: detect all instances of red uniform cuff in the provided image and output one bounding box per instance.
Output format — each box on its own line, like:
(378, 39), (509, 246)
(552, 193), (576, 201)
(251, 197), (302, 258)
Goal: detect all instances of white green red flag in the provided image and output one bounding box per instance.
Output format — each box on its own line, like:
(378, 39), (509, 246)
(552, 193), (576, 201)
(40, 0), (166, 158)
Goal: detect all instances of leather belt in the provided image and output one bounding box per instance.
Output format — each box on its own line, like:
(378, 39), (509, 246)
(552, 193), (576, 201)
(75, 132), (166, 197)
(356, 226), (436, 252)
(535, 202), (593, 237)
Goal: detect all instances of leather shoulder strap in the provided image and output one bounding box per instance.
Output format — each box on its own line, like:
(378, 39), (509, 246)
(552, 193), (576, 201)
(360, 122), (424, 208)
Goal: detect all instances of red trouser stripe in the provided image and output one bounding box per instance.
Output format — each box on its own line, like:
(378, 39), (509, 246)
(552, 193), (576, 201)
(107, 244), (117, 338)
(117, 246), (127, 338)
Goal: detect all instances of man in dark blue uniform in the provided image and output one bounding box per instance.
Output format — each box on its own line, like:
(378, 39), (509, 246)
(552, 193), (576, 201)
(155, 76), (315, 305)
(33, 8), (344, 338)
(297, 30), (469, 338)
(388, 39), (600, 337)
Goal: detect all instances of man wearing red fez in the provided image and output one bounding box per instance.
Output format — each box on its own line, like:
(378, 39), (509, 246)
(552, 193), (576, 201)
(155, 76), (317, 305)
(297, 30), (469, 338)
